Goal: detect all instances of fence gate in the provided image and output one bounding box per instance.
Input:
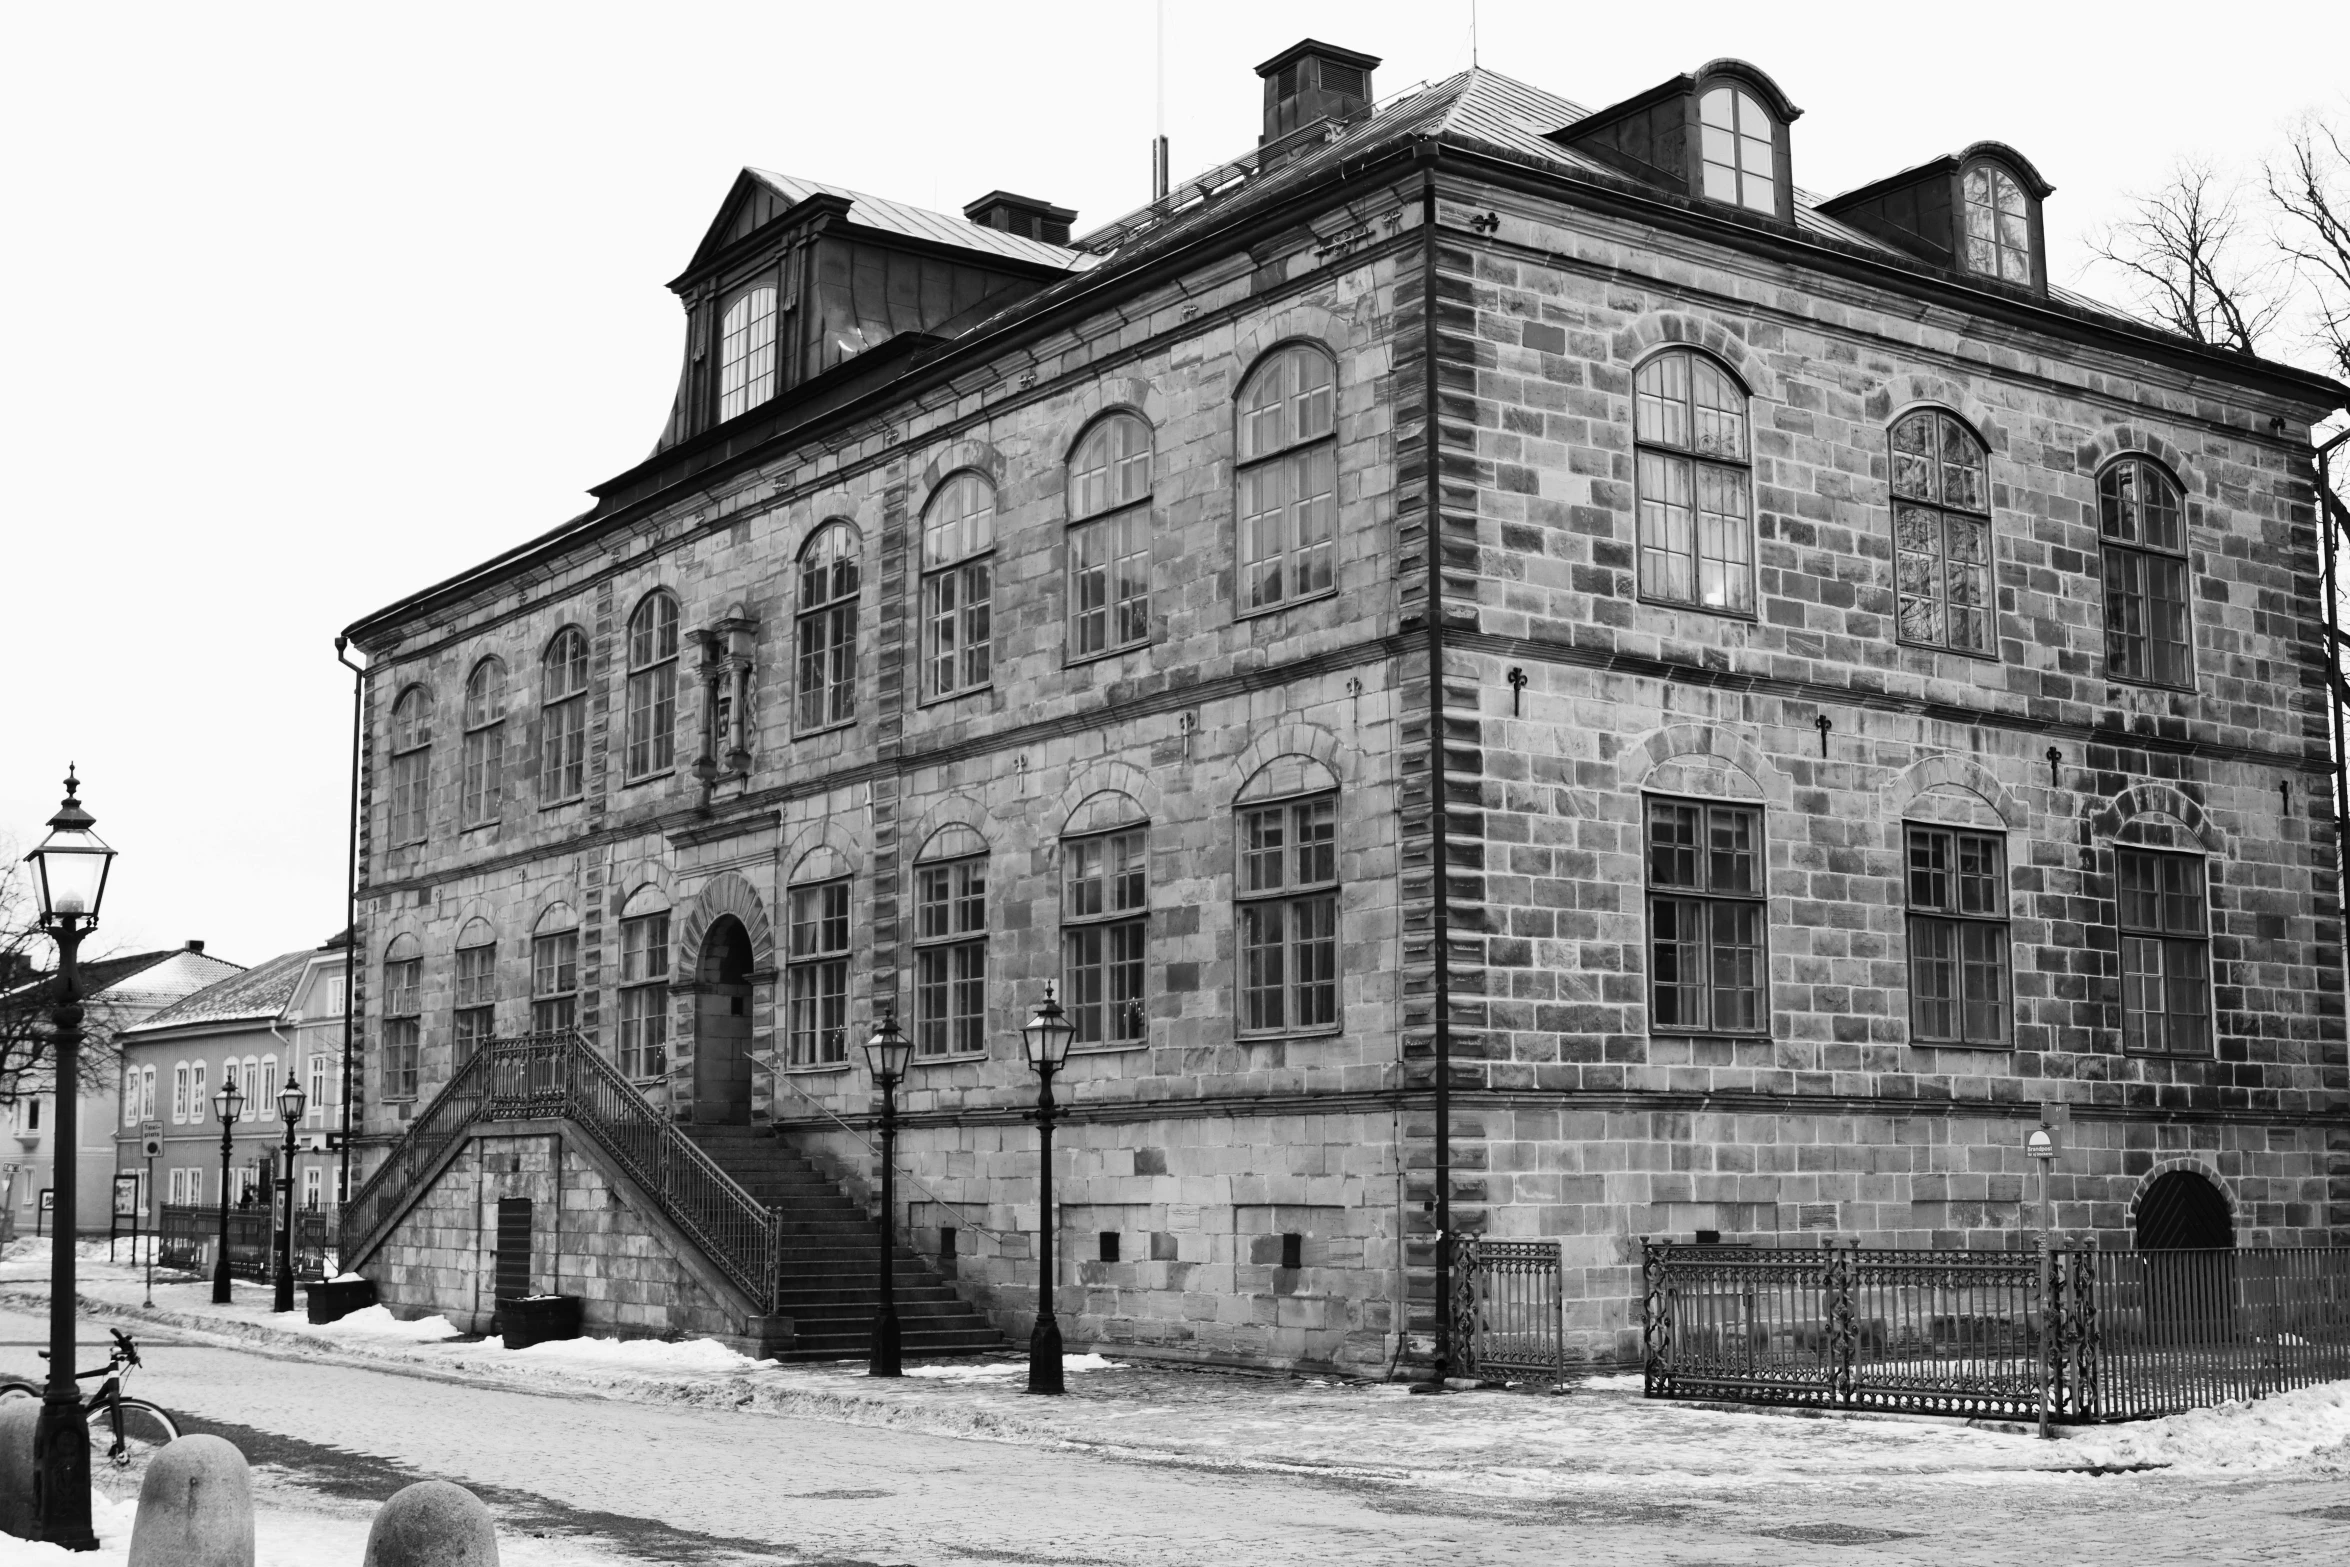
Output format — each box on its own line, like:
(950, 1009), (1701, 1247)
(1452, 1236), (1565, 1384)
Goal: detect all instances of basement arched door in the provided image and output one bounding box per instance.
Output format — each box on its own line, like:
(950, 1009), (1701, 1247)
(2134, 1170), (2234, 1250)
(692, 915), (755, 1124)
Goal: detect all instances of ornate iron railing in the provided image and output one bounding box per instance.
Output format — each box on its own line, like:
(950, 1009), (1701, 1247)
(339, 1033), (780, 1308)
(1452, 1236), (1566, 1384)
(157, 1203), (283, 1280)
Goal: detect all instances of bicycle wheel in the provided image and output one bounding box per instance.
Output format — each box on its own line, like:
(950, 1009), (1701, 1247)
(95, 1399), (179, 1465)
(0, 1382), (38, 1402)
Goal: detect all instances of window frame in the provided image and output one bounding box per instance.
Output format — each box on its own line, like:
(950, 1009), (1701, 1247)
(1902, 823), (2011, 1048)
(530, 924), (579, 1035)
(453, 928), (496, 1064)
(1888, 409), (1997, 659)
(2097, 457), (2196, 691)
(1632, 349), (1757, 618)
(1233, 344), (1340, 618)
(2115, 845), (2214, 1058)
(920, 474), (996, 703)
(624, 591), (681, 781)
(1234, 790), (1341, 1038)
(383, 951), (422, 1100)
(539, 625), (590, 805)
(794, 522), (862, 735)
(718, 283), (780, 423)
(913, 851), (989, 1059)
(387, 684), (433, 848)
(460, 657), (508, 828)
(1694, 82), (1784, 218)
(1959, 161), (2040, 288)
(1642, 794), (1770, 1037)
(1065, 412), (1155, 663)
(785, 878), (852, 1068)
(617, 907), (672, 1082)
(1062, 824), (1149, 1051)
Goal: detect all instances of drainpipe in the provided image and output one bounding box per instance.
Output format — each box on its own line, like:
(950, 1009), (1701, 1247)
(2317, 428), (2350, 981)
(334, 636), (366, 1217)
(1419, 164), (1454, 1376)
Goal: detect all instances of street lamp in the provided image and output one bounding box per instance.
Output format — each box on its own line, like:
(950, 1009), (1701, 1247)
(23, 766), (117, 1551)
(1020, 985), (1075, 1396)
(273, 1079), (308, 1313)
(861, 1010), (913, 1378)
(211, 1077), (245, 1305)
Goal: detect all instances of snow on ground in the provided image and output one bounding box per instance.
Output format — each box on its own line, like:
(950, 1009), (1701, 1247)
(305, 1304), (460, 1342)
(903, 1352), (1127, 1380)
(0, 1491), (632, 1567)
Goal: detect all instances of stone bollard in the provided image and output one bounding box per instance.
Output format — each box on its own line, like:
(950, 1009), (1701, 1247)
(363, 1479), (499, 1567)
(0, 1399), (38, 1540)
(128, 1433), (253, 1567)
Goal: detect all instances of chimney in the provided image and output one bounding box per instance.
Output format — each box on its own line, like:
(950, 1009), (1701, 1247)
(961, 191), (1077, 246)
(1255, 39), (1380, 146)
(185, 939), (205, 955)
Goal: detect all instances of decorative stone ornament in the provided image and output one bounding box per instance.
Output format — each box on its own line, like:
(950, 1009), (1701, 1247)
(127, 1434), (254, 1567)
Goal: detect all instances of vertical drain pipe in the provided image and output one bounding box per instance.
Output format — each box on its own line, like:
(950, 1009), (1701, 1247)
(2318, 429), (2350, 980)
(334, 636), (366, 1217)
(1419, 164), (1454, 1377)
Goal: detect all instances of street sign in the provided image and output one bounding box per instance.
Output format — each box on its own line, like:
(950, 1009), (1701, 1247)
(141, 1135), (163, 1159)
(112, 1173), (140, 1218)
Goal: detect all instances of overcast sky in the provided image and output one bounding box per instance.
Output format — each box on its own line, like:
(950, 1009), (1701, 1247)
(4, 0), (2344, 971)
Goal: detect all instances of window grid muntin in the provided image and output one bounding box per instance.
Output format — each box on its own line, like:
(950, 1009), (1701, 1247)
(787, 879), (851, 1066)
(2098, 460), (2193, 688)
(1962, 165), (2033, 284)
(1644, 797), (1768, 1035)
(618, 910), (671, 1080)
(530, 928), (579, 1035)
(914, 855), (987, 1057)
(1698, 86), (1777, 214)
(2117, 847), (2212, 1056)
(1634, 351), (1754, 614)
(625, 593), (681, 778)
(795, 523), (861, 731)
(1236, 794), (1339, 1034)
(1063, 827), (1148, 1048)
(1235, 346), (1338, 613)
(1903, 826), (2010, 1046)
(453, 939), (496, 1063)
(384, 955), (422, 1099)
(922, 475), (995, 698)
(718, 285), (779, 422)
(1889, 411), (1994, 654)
(540, 627), (589, 801)
(1068, 416), (1155, 658)
(461, 659), (507, 827)
(388, 686), (432, 847)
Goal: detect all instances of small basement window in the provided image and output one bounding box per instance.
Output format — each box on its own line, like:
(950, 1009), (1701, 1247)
(1098, 1231), (1121, 1264)
(1280, 1232), (1303, 1270)
(940, 1227), (957, 1262)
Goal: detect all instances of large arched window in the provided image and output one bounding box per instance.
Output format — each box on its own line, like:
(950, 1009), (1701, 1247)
(625, 592), (681, 778)
(617, 886), (671, 1081)
(718, 286), (778, 422)
(1062, 795), (1147, 1049)
(1698, 85), (1777, 215)
(921, 474), (995, 699)
(1961, 164), (2033, 284)
(2099, 458), (2193, 688)
(785, 850), (852, 1066)
(1067, 414), (1154, 657)
(1634, 350), (1753, 613)
(388, 686), (433, 847)
(540, 626), (589, 801)
(796, 523), (861, 731)
(1235, 345), (1337, 611)
(1235, 757), (1340, 1035)
(531, 904), (580, 1035)
(914, 825), (988, 1058)
(382, 933), (422, 1100)
(1890, 410), (1992, 654)
(461, 659), (507, 827)
(453, 917), (496, 1065)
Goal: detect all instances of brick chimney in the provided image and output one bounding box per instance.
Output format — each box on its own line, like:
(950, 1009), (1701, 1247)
(962, 191), (1077, 246)
(1255, 39), (1380, 146)
(184, 939), (205, 954)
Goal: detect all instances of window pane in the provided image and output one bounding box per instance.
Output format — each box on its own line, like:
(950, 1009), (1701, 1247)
(718, 286), (778, 421)
(1634, 353), (1690, 449)
(1708, 901), (1764, 1031)
(1291, 799), (1337, 887)
(1958, 921), (2007, 1044)
(1647, 801), (1700, 889)
(1907, 827), (1951, 911)
(1649, 895), (1705, 1028)
(1242, 805), (1286, 893)
(1240, 902), (1284, 1031)
(1890, 412), (1935, 500)
(1910, 916), (1957, 1040)
(1695, 464), (1751, 612)
(1705, 806), (1757, 895)
(923, 474), (995, 566)
(1290, 893), (1339, 1028)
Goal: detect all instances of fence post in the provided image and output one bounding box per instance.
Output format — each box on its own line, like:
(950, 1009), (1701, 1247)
(2035, 1231), (2055, 1439)
(1826, 1239), (1857, 1407)
(1450, 1235), (1479, 1381)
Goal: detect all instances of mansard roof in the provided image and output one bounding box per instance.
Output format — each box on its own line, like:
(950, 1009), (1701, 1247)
(676, 167), (1088, 290)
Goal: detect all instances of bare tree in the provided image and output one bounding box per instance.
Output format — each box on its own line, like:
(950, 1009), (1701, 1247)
(2268, 114), (2350, 385)
(2089, 159), (2289, 354)
(0, 843), (126, 1108)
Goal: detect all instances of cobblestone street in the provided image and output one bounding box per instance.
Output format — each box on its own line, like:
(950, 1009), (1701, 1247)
(3, 1300), (2347, 1565)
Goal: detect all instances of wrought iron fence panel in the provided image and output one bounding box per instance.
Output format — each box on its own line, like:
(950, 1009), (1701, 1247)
(157, 1204), (207, 1272)
(1843, 1248), (2046, 1419)
(2092, 1248), (2350, 1419)
(1452, 1237), (1564, 1382)
(1643, 1244), (1849, 1407)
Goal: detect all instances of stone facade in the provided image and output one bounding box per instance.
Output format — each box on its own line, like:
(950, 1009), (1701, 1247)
(341, 49), (2347, 1370)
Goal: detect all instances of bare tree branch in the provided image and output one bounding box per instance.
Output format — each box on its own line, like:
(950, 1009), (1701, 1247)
(0, 843), (127, 1106)
(2268, 113), (2350, 385)
(2089, 158), (2290, 353)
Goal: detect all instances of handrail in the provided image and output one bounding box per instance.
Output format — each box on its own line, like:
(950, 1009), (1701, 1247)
(339, 1033), (779, 1309)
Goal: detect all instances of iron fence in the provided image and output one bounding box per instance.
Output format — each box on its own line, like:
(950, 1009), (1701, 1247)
(1452, 1236), (1566, 1384)
(1643, 1240), (2350, 1423)
(157, 1204), (273, 1280)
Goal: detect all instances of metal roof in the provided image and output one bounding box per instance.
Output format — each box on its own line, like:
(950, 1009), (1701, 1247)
(122, 950), (316, 1035)
(744, 170), (1095, 272)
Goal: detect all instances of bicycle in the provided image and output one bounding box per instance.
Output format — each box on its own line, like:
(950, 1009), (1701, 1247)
(0, 1329), (181, 1465)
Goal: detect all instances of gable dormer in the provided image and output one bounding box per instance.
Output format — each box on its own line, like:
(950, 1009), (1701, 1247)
(1818, 142), (2054, 294)
(1550, 58), (1802, 224)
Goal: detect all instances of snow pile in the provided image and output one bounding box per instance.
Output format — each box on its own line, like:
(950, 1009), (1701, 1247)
(0, 1491), (136, 1564)
(902, 1353), (1126, 1381)
(504, 1335), (757, 1375)
(0, 1493), (628, 1566)
(2061, 1379), (2350, 1473)
(307, 1305), (460, 1342)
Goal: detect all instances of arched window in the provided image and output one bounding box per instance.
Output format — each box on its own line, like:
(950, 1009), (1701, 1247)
(914, 825), (989, 1057)
(617, 886), (671, 1081)
(388, 686), (434, 847)
(2098, 459), (2193, 688)
(383, 934), (422, 1099)
(531, 905), (580, 1035)
(1904, 820), (2008, 1046)
(921, 474), (995, 699)
(453, 917), (497, 1064)
(1061, 798), (1147, 1049)
(1698, 85), (1777, 215)
(719, 286), (778, 422)
(1067, 414), (1154, 657)
(1890, 410), (1992, 654)
(786, 860), (851, 1066)
(796, 523), (861, 731)
(461, 659), (507, 827)
(1235, 758), (1341, 1035)
(1962, 165), (2032, 284)
(540, 626), (589, 801)
(2117, 846), (2210, 1055)
(625, 592), (681, 778)
(1235, 345), (1337, 611)
(1634, 350), (1753, 613)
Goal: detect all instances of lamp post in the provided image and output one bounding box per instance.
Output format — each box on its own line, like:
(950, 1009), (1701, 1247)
(24, 767), (118, 1551)
(1020, 985), (1075, 1396)
(862, 1010), (913, 1378)
(273, 1080), (308, 1313)
(211, 1077), (245, 1305)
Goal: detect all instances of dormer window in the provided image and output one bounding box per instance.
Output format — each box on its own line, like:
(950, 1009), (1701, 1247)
(1962, 165), (2032, 284)
(718, 286), (777, 421)
(1819, 142), (2052, 294)
(1698, 87), (1776, 215)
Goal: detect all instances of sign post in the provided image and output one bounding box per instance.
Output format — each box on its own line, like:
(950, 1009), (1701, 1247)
(140, 1127), (162, 1308)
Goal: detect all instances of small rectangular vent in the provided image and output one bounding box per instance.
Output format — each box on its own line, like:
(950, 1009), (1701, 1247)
(1321, 63), (1365, 99)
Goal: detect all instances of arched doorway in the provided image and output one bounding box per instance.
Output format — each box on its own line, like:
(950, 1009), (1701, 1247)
(2135, 1169), (2234, 1250)
(693, 916), (754, 1124)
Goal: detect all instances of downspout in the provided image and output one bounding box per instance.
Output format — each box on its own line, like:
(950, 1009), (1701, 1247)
(1419, 163), (1454, 1376)
(2317, 429), (2350, 982)
(334, 636), (365, 1218)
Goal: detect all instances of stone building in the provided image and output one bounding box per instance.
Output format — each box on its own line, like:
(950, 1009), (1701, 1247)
(337, 39), (2349, 1371)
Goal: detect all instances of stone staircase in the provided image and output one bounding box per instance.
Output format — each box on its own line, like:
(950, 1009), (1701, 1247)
(683, 1125), (1006, 1362)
